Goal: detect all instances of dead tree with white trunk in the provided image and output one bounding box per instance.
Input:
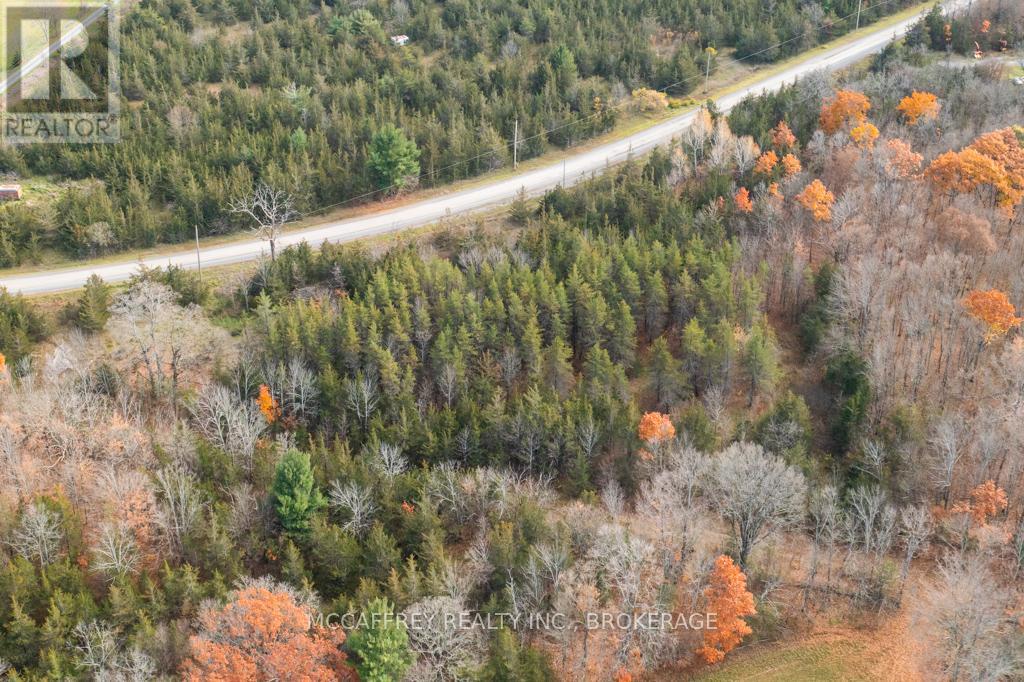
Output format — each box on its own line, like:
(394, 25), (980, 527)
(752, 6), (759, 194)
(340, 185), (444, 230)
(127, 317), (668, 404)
(229, 182), (297, 261)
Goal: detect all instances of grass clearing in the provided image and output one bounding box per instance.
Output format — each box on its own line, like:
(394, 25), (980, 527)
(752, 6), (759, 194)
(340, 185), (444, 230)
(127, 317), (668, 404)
(682, 615), (921, 682)
(691, 637), (875, 681)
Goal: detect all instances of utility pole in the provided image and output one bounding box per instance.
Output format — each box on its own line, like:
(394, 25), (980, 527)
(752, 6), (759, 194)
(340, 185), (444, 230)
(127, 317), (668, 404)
(855, 0), (863, 30)
(513, 118), (519, 169)
(704, 46), (717, 94)
(194, 224), (202, 282)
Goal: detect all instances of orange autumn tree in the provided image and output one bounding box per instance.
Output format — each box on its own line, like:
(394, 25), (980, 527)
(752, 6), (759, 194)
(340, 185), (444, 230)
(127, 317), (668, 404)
(734, 187), (753, 213)
(962, 289), (1023, 343)
(638, 411), (675, 443)
(0, 352), (5, 374)
(182, 579), (354, 682)
(926, 128), (1024, 211)
(897, 91), (941, 126)
(257, 384), (280, 423)
(753, 150), (778, 175)
(781, 153), (801, 177)
(697, 555), (756, 664)
(968, 127), (1024, 206)
(795, 179), (835, 222)
(819, 90), (871, 135)
(771, 121), (797, 149)
(962, 480), (1008, 524)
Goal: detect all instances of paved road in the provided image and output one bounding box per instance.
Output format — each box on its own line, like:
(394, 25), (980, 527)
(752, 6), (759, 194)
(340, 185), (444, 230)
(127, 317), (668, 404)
(0, 4), (951, 294)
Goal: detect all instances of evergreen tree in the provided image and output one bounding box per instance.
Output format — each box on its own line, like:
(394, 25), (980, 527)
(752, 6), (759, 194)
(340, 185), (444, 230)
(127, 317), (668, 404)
(476, 627), (555, 681)
(348, 597), (414, 682)
(75, 274), (111, 333)
(272, 450), (325, 537)
(648, 336), (687, 409)
(368, 125), (421, 192)
(743, 319), (780, 407)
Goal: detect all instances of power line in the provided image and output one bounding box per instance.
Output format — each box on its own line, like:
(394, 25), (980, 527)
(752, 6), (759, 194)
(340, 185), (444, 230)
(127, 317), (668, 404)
(285, 0), (928, 222)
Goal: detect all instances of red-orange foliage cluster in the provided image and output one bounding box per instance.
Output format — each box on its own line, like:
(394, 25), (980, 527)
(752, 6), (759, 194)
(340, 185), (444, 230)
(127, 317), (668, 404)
(182, 582), (354, 682)
(966, 480), (1008, 524)
(638, 411), (675, 443)
(257, 384), (280, 423)
(771, 121), (796, 149)
(962, 289), (1023, 343)
(696, 555), (756, 664)
(926, 127), (1024, 211)
(819, 90), (871, 135)
(0, 352), (5, 375)
(884, 139), (924, 178)
(795, 179), (835, 222)
(734, 187), (753, 213)
(897, 91), (941, 126)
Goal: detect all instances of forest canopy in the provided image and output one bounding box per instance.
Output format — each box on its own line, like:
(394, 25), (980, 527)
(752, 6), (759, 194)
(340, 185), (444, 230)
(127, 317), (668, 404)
(0, 0), (922, 265)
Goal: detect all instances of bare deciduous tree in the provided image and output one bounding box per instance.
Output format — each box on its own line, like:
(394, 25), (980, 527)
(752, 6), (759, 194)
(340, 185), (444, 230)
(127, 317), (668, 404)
(154, 466), (204, 557)
(229, 182), (297, 260)
(712, 442), (807, 567)
(345, 375), (379, 430)
(374, 442), (408, 478)
(8, 502), (63, 565)
(74, 620), (156, 680)
(91, 523), (141, 581)
(403, 595), (484, 682)
(601, 478), (625, 516)
(930, 414), (966, 508)
(189, 385), (266, 474)
(805, 484), (841, 607)
(327, 480), (376, 535)
(915, 552), (1023, 681)
(110, 281), (222, 411)
(897, 504), (932, 603)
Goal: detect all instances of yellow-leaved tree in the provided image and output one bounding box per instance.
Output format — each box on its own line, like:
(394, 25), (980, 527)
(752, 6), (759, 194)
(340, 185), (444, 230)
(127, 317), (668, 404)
(897, 91), (941, 126)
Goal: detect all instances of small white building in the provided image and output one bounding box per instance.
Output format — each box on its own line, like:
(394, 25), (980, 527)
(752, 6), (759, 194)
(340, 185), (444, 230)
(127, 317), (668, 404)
(390, 34), (410, 46)
(0, 185), (22, 202)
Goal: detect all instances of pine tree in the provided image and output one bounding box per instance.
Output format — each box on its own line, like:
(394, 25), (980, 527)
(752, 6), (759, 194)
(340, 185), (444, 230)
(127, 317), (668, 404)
(543, 338), (575, 397)
(363, 523), (401, 584)
(607, 300), (637, 368)
(348, 598), (414, 682)
(680, 318), (711, 391)
(75, 274), (111, 333)
(743, 320), (780, 407)
(478, 627), (555, 681)
(368, 125), (421, 193)
(520, 317), (544, 381)
(648, 336), (687, 409)
(272, 450), (325, 537)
